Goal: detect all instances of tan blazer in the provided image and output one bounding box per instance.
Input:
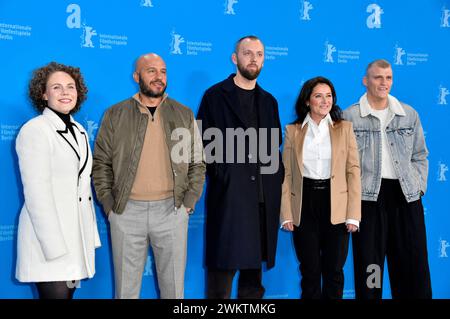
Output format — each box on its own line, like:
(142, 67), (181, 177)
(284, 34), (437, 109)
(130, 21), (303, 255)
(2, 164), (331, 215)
(280, 120), (361, 226)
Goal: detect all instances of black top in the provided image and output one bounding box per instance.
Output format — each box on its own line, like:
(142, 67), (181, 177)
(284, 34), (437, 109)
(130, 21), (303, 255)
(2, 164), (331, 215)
(235, 85), (257, 128)
(235, 84), (264, 203)
(48, 107), (77, 143)
(147, 106), (157, 121)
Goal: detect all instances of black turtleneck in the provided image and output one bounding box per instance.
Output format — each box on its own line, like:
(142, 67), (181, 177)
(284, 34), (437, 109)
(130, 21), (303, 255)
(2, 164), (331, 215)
(48, 107), (77, 144)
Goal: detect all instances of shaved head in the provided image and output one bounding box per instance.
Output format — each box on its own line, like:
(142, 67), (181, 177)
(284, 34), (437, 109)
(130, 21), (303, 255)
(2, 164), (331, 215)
(134, 53), (165, 73)
(133, 52), (167, 100)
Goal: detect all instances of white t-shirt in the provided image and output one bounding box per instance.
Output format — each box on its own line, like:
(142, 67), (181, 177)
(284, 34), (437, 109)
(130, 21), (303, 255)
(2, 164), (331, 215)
(371, 107), (397, 179)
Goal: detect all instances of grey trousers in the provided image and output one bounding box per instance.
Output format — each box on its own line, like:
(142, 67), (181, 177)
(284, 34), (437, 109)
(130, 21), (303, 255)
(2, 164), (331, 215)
(109, 197), (189, 299)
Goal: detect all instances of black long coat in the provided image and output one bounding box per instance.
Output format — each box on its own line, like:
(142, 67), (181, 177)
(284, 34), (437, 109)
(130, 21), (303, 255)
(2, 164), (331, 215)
(197, 74), (284, 269)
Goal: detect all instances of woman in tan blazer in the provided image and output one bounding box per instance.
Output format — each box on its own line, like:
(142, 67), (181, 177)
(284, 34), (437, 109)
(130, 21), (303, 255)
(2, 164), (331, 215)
(280, 76), (361, 299)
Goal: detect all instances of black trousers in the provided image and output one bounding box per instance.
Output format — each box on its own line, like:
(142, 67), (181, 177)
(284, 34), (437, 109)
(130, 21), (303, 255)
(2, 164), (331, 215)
(292, 178), (349, 299)
(207, 268), (264, 299)
(207, 204), (267, 299)
(35, 281), (76, 299)
(352, 179), (432, 299)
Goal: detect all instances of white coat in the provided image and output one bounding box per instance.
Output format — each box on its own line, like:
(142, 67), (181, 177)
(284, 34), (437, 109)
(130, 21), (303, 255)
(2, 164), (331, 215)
(15, 107), (101, 282)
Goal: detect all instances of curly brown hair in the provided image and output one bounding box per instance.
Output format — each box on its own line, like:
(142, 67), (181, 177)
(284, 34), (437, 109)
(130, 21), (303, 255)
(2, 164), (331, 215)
(28, 61), (88, 114)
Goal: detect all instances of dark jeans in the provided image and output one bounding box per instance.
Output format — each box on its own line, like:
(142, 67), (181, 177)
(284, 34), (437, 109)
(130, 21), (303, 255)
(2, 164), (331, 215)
(352, 179), (432, 299)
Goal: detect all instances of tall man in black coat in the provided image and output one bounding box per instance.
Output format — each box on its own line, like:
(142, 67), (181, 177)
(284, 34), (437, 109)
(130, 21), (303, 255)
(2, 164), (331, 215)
(197, 35), (284, 299)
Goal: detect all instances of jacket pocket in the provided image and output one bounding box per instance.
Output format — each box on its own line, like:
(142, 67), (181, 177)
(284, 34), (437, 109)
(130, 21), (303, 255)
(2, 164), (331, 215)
(354, 130), (368, 151)
(397, 127), (414, 150)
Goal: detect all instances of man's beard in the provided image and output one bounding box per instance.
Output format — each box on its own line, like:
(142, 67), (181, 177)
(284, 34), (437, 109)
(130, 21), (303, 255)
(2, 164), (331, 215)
(139, 75), (167, 98)
(237, 61), (262, 81)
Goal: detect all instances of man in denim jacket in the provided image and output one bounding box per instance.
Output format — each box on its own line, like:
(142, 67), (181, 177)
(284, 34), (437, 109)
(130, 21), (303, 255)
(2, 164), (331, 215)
(343, 59), (432, 299)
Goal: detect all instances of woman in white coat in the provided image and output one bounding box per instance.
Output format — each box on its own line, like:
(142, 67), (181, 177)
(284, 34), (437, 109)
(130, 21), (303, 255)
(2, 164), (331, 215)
(15, 62), (101, 299)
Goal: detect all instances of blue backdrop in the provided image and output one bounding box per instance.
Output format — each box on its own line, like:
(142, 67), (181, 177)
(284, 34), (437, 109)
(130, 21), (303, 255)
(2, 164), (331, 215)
(1, 0), (449, 298)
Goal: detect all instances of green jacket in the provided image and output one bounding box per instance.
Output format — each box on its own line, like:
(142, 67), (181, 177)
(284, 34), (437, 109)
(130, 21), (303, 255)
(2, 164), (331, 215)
(92, 95), (206, 215)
